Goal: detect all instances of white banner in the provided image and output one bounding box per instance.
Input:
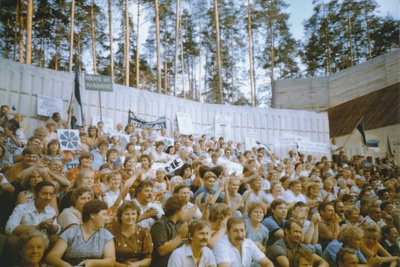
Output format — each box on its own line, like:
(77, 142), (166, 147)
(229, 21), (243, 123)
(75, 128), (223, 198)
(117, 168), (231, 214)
(297, 141), (329, 153)
(193, 125), (215, 139)
(274, 133), (310, 147)
(57, 130), (81, 150)
(37, 95), (63, 117)
(164, 155), (184, 174)
(155, 136), (174, 147)
(215, 115), (232, 140)
(91, 116), (114, 134)
(176, 112), (194, 135)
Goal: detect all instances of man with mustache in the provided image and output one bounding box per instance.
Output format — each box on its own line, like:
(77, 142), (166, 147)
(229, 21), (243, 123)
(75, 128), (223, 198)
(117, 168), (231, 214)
(267, 219), (328, 267)
(213, 217), (274, 267)
(167, 219), (216, 266)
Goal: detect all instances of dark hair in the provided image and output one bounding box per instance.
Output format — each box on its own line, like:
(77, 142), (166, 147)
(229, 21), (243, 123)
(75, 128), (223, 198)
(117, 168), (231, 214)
(342, 194), (354, 203)
(336, 248), (357, 266)
(377, 189), (390, 199)
(271, 199), (286, 210)
(227, 217), (244, 231)
(0, 144), (6, 157)
(134, 180), (154, 198)
(211, 165), (224, 177)
(381, 224), (396, 238)
(81, 199), (108, 223)
(163, 195), (186, 217)
(126, 142), (135, 151)
(46, 139), (61, 155)
(97, 139), (109, 149)
(173, 184), (190, 195)
(380, 201), (392, 211)
(139, 154), (152, 167)
(51, 112), (60, 120)
(165, 145), (175, 154)
(34, 181), (54, 195)
(293, 201), (307, 210)
(179, 163), (192, 177)
(88, 126), (99, 138)
(289, 248), (314, 267)
(116, 201), (141, 224)
(199, 165), (211, 178)
(283, 219), (303, 232)
(71, 186), (94, 205)
(318, 202), (334, 213)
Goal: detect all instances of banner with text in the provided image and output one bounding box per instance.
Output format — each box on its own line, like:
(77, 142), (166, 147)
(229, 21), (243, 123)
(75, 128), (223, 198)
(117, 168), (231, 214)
(37, 95), (63, 117)
(297, 141), (329, 154)
(274, 133), (310, 147)
(176, 112), (194, 135)
(85, 74), (113, 92)
(128, 111), (166, 130)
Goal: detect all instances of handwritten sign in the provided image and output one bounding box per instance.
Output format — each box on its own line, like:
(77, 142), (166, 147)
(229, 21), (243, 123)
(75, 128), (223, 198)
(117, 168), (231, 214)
(37, 95), (63, 117)
(176, 112), (194, 135)
(297, 141), (329, 153)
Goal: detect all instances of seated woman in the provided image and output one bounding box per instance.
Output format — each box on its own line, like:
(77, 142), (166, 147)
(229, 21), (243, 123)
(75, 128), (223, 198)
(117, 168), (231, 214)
(207, 203), (232, 249)
(46, 199), (115, 267)
(15, 229), (49, 267)
(103, 171), (131, 208)
(111, 201), (153, 267)
(59, 169), (97, 213)
(16, 167), (59, 214)
(58, 186), (94, 232)
(245, 201), (269, 260)
(361, 225), (400, 267)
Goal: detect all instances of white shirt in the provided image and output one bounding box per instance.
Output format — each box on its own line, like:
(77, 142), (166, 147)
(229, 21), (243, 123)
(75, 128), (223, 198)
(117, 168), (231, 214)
(132, 198), (164, 229)
(103, 189), (131, 208)
(186, 202), (202, 220)
(281, 189), (307, 203)
(6, 201), (60, 235)
(168, 244), (216, 267)
(213, 235), (266, 267)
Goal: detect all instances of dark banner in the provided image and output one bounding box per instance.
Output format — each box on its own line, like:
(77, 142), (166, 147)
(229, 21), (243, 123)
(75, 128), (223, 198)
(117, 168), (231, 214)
(128, 110), (166, 130)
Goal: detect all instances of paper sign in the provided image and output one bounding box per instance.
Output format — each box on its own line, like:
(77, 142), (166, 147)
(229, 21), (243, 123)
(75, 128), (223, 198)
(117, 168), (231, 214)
(297, 141), (329, 153)
(215, 115), (231, 140)
(176, 112), (194, 135)
(57, 130), (81, 150)
(37, 95), (63, 117)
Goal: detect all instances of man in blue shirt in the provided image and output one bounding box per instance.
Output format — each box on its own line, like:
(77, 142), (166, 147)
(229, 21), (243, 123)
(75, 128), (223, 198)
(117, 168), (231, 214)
(194, 171), (224, 204)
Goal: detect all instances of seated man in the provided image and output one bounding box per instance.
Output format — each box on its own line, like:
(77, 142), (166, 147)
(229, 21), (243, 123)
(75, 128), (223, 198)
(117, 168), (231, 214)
(266, 219), (328, 267)
(281, 180), (307, 206)
(4, 146), (38, 183)
(213, 217), (274, 267)
(167, 219), (216, 266)
(318, 202), (341, 250)
(243, 175), (269, 207)
(173, 184), (203, 221)
(262, 199), (288, 246)
(336, 248), (359, 267)
(3, 181), (60, 266)
(133, 180), (164, 229)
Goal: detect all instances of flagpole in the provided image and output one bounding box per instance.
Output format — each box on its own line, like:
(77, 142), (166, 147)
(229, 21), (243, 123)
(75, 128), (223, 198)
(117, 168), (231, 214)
(66, 93), (73, 127)
(342, 116), (364, 147)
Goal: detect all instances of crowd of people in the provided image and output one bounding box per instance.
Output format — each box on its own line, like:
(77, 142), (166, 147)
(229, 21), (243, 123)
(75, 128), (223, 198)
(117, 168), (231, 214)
(0, 104), (399, 267)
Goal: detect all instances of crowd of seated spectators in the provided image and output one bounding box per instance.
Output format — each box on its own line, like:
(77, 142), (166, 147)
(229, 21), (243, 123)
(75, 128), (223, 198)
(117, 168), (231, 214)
(0, 104), (399, 267)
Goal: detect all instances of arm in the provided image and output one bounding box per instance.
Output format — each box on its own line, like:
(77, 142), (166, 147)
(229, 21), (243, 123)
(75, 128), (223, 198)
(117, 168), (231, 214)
(274, 229), (285, 240)
(276, 256), (289, 267)
(45, 238), (73, 267)
(78, 239), (115, 267)
(156, 222), (187, 256)
(313, 254), (329, 267)
(259, 257), (274, 267)
(183, 193), (203, 222)
(208, 224), (228, 249)
(0, 180), (14, 193)
(48, 170), (71, 188)
(304, 213), (320, 244)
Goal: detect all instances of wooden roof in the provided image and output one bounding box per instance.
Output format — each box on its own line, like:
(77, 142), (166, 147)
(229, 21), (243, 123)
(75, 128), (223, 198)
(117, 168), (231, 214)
(327, 83), (400, 138)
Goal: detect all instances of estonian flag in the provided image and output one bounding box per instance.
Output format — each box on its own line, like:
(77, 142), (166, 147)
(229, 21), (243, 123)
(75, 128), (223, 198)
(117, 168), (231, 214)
(356, 120), (367, 146)
(71, 67), (85, 129)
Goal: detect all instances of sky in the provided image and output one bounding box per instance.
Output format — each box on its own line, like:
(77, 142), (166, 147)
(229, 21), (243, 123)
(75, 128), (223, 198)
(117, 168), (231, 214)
(285, 0), (400, 40)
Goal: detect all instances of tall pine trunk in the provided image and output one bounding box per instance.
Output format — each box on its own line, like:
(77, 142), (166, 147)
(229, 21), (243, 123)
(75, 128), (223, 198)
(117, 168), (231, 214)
(69, 0), (75, 73)
(91, 0), (97, 73)
(154, 0), (162, 93)
(247, 0), (255, 107)
(108, 0), (114, 78)
(125, 0), (129, 86)
(135, 0), (140, 88)
(214, 0), (223, 104)
(26, 0), (33, 64)
(173, 0), (180, 96)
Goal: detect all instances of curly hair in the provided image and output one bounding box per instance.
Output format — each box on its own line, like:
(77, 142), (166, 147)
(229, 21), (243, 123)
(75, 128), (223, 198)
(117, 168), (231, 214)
(209, 203), (231, 222)
(338, 225), (364, 245)
(116, 201), (141, 224)
(247, 201), (266, 218)
(81, 199), (108, 223)
(163, 195), (186, 217)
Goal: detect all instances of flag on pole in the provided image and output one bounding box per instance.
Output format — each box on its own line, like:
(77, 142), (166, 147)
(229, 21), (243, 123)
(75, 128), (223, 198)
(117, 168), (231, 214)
(356, 120), (366, 146)
(71, 67), (85, 129)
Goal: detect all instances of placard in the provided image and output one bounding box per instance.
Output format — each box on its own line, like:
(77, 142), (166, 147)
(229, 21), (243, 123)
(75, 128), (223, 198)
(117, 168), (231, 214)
(176, 112), (194, 135)
(297, 141), (329, 154)
(85, 74), (113, 92)
(37, 95), (63, 117)
(274, 133), (310, 147)
(57, 130), (81, 150)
